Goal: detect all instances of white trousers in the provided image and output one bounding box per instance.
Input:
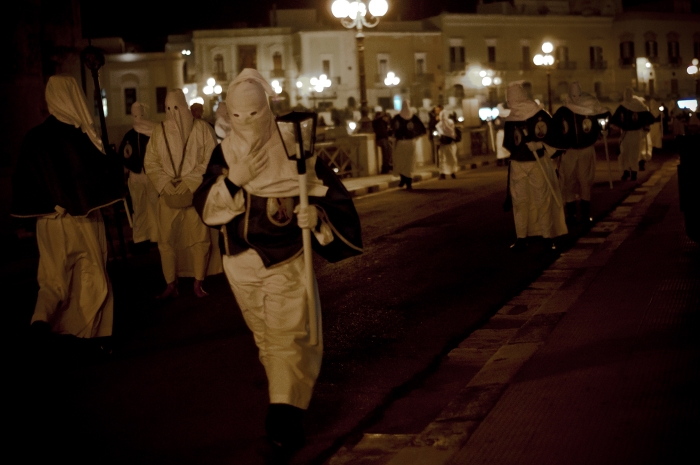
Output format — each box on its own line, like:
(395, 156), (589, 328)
(438, 142), (458, 175)
(510, 159), (568, 239)
(128, 171), (159, 244)
(559, 146), (596, 203)
(32, 211), (113, 338)
(223, 249), (322, 409)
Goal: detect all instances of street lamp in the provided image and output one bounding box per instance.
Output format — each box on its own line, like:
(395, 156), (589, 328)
(332, 0), (389, 133)
(688, 58), (699, 99)
(274, 111), (319, 345)
(533, 42), (555, 113)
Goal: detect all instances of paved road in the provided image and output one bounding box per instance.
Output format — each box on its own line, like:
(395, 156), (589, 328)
(6, 147), (671, 465)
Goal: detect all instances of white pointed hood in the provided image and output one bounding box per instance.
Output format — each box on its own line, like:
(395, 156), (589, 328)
(131, 101), (155, 137)
(565, 81), (607, 116)
(505, 80), (542, 121)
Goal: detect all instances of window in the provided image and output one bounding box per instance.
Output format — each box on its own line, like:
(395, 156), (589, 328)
(377, 53), (389, 79)
(594, 81), (603, 99)
(556, 46), (569, 66)
(667, 33), (681, 65)
(214, 54), (225, 81)
(156, 87), (167, 113)
(619, 39), (635, 66)
(273, 52), (283, 72)
(522, 45), (531, 69)
(522, 82), (532, 100)
(449, 38), (465, 72)
(237, 45), (257, 73)
(694, 33), (700, 59)
(590, 46), (605, 69)
(322, 59), (331, 77)
(487, 46), (496, 63)
(671, 78), (679, 96)
(644, 32), (658, 61)
(124, 88), (136, 115)
(415, 53), (427, 75)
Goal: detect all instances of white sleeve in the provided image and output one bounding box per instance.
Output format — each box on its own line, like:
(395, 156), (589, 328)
(201, 175), (245, 226)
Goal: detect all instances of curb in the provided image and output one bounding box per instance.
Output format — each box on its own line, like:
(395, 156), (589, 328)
(327, 158), (680, 465)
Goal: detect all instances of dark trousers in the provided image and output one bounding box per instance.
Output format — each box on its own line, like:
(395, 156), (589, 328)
(377, 138), (393, 174)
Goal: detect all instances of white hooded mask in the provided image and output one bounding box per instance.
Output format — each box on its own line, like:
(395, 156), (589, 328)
(620, 87), (649, 112)
(45, 75), (104, 153)
(399, 99), (413, 120)
(131, 101), (155, 137)
(505, 80), (542, 122)
(565, 81), (607, 116)
(222, 68), (326, 198)
(436, 109), (456, 139)
(163, 89), (194, 157)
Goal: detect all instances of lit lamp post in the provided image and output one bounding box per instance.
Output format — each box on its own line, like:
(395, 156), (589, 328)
(688, 58), (699, 99)
(533, 42), (555, 114)
(202, 77), (223, 114)
(274, 111), (320, 346)
(332, 0), (389, 133)
(597, 115), (614, 189)
(478, 106), (499, 155)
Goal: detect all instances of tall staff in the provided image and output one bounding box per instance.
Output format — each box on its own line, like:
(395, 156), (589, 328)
(598, 117), (614, 189)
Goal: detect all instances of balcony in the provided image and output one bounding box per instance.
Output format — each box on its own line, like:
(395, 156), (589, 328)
(213, 72), (229, 82)
(487, 61), (508, 71)
(590, 60), (608, 70)
(412, 73), (434, 84)
(449, 62), (466, 73)
(270, 69), (285, 78)
(556, 61), (577, 70)
(519, 62), (533, 71)
(619, 57), (635, 68)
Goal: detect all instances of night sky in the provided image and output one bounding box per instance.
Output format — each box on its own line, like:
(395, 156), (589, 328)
(80, 0), (673, 51)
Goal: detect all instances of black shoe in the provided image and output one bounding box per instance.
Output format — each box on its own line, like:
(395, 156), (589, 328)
(621, 170), (630, 181)
(265, 404), (306, 452)
(630, 170), (637, 181)
(398, 177), (405, 187)
(406, 180), (413, 190)
(638, 160), (646, 171)
(439, 174), (446, 180)
(579, 200), (592, 225)
(565, 202), (578, 225)
(510, 238), (527, 251)
(451, 173), (456, 179)
(545, 238), (557, 251)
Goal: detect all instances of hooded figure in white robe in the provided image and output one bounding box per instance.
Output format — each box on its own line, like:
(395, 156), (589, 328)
(642, 98), (663, 169)
(118, 101), (159, 244)
(193, 68), (362, 451)
(495, 103), (511, 164)
(144, 89), (221, 298)
(214, 101), (232, 143)
(436, 109), (459, 178)
(391, 100), (426, 189)
(12, 75), (124, 338)
(504, 81), (567, 250)
(556, 81), (609, 224)
(612, 88), (654, 181)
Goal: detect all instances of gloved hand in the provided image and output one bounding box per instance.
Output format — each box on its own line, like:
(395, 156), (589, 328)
(174, 180), (190, 194)
(294, 204), (318, 229)
(162, 181), (178, 195)
(228, 150), (267, 187)
(526, 141), (543, 152)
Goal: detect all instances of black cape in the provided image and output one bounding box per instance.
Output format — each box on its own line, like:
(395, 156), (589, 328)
(193, 144), (363, 268)
(118, 128), (149, 174)
(610, 105), (656, 131)
(551, 106), (611, 150)
(502, 110), (555, 161)
(392, 114), (426, 140)
(11, 116), (125, 218)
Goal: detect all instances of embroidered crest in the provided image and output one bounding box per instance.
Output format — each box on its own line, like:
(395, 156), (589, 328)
(124, 141), (133, 159)
(407, 121), (414, 131)
(562, 120), (569, 135)
(632, 112), (639, 122)
(514, 127), (523, 146)
(582, 117), (592, 133)
(267, 197), (295, 227)
(535, 119), (548, 139)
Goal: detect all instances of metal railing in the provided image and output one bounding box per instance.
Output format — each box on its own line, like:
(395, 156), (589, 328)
(315, 139), (362, 178)
(556, 61), (577, 70)
(270, 69), (285, 78)
(590, 60), (608, 70)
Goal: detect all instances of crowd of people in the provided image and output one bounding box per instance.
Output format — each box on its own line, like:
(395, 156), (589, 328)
(9, 69), (689, 455)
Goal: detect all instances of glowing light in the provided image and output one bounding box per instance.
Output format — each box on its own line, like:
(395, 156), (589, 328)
(433, 130), (439, 137)
(384, 71), (400, 86)
(659, 106), (664, 111)
(645, 62), (651, 68)
(458, 116), (464, 122)
(533, 54), (544, 66)
(203, 85), (213, 95)
(482, 76), (492, 86)
(332, 0), (350, 18)
(207, 77), (216, 86)
(491, 107), (499, 119)
(478, 107), (492, 121)
(368, 0), (388, 17)
(183, 88), (189, 94)
(189, 97), (204, 106)
(542, 42), (554, 54)
(272, 80), (279, 87)
(493, 77), (502, 85)
(296, 81), (303, 88)
(479, 70), (487, 77)
(677, 99), (698, 112)
(348, 121), (357, 131)
(693, 58), (699, 66)
(688, 65), (699, 75)
(181, 49), (191, 55)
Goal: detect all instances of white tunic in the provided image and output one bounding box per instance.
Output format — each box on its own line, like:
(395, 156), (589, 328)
(127, 170), (159, 243)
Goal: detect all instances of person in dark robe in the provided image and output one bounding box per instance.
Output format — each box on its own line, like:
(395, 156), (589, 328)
(392, 100), (426, 189)
(372, 110), (393, 174)
(193, 69), (362, 453)
(11, 75), (124, 339)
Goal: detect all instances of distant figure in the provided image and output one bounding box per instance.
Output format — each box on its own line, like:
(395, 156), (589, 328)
(118, 101), (159, 247)
(372, 110), (393, 174)
(610, 88), (655, 181)
(11, 75), (124, 340)
(644, 98), (663, 170)
(436, 109), (459, 179)
(214, 102), (232, 143)
(495, 103), (510, 166)
(190, 102), (204, 119)
(392, 100), (426, 190)
(144, 90), (222, 299)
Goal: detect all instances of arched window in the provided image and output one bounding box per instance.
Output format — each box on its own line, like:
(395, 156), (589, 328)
(619, 33), (635, 67)
(667, 32), (681, 66)
(644, 32), (658, 62)
(214, 54), (226, 81)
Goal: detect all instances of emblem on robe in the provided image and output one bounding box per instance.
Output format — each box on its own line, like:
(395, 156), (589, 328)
(407, 121), (414, 131)
(124, 141), (133, 158)
(632, 112), (639, 122)
(267, 197), (295, 227)
(582, 117), (592, 133)
(562, 120), (569, 135)
(514, 128), (522, 146)
(535, 119), (548, 139)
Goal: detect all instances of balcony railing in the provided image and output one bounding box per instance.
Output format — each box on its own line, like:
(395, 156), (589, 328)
(412, 73), (434, 84)
(270, 69), (285, 78)
(556, 61), (577, 70)
(619, 57), (635, 68)
(315, 140), (361, 178)
(590, 60), (608, 70)
(214, 72), (228, 82)
(449, 61), (466, 73)
(487, 61), (508, 71)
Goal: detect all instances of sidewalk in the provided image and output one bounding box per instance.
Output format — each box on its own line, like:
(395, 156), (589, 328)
(328, 157), (700, 464)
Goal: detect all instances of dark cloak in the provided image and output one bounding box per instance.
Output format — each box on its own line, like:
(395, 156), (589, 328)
(11, 116), (125, 218)
(118, 128), (150, 174)
(194, 144), (363, 268)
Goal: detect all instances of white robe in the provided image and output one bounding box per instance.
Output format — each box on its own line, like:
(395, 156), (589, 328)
(510, 154), (568, 239)
(438, 142), (458, 175)
(144, 119), (222, 282)
(619, 129), (644, 171)
(496, 129), (510, 160)
(394, 139), (418, 178)
(32, 210), (113, 338)
(127, 170), (159, 243)
(559, 146), (596, 203)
